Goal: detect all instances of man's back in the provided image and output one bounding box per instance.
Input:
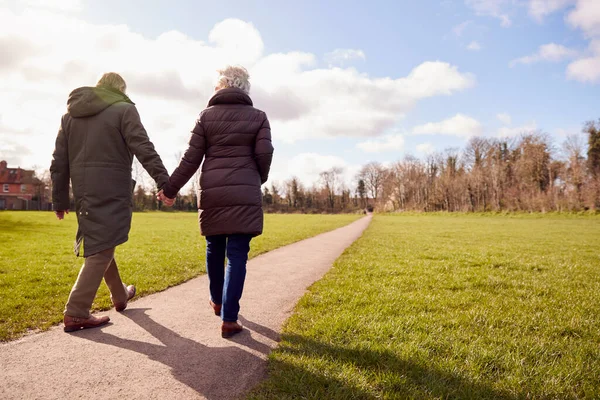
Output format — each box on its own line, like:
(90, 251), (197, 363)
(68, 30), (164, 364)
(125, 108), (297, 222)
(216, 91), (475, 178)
(51, 85), (168, 256)
(63, 87), (136, 170)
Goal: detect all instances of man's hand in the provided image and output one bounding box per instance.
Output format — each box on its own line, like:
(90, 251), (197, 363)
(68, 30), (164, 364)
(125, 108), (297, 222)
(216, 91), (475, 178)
(55, 210), (69, 220)
(157, 190), (175, 207)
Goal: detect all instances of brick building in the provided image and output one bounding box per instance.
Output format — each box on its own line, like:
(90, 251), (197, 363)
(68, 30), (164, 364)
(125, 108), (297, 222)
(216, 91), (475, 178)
(0, 160), (47, 210)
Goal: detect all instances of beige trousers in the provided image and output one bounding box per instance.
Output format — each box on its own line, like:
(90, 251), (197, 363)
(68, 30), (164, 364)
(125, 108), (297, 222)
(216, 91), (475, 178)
(64, 247), (128, 318)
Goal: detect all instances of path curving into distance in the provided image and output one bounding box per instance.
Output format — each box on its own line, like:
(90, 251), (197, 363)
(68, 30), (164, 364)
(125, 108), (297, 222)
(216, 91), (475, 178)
(0, 215), (371, 400)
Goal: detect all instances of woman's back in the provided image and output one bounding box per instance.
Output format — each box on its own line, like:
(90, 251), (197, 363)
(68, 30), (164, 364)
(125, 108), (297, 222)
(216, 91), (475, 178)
(199, 88), (269, 236)
(160, 66), (273, 337)
(165, 87), (273, 237)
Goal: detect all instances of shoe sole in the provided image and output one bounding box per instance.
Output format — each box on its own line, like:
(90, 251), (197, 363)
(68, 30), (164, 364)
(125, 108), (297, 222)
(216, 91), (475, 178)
(221, 329), (242, 338)
(63, 320), (110, 332)
(115, 287), (136, 312)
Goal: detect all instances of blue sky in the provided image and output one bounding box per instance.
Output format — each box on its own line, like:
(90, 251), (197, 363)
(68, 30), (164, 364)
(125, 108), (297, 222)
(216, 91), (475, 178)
(1, 0), (599, 188)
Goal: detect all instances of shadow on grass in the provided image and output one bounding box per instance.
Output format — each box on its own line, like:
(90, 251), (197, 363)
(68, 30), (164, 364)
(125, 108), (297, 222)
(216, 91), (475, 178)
(252, 333), (522, 400)
(0, 215), (44, 233)
(78, 309), (274, 400)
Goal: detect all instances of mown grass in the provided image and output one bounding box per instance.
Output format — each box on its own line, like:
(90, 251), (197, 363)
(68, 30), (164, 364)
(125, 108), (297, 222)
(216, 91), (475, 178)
(249, 214), (600, 400)
(0, 211), (360, 341)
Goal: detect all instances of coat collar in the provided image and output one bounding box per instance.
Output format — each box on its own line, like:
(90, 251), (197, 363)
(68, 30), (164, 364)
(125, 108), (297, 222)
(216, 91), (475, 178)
(208, 88), (253, 107)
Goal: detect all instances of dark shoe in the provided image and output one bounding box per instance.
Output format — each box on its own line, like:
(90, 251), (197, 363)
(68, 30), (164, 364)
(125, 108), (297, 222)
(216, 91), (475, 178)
(209, 300), (221, 316)
(114, 285), (136, 312)
(221, 321), (243, 338)
(64, 314), (110, 332)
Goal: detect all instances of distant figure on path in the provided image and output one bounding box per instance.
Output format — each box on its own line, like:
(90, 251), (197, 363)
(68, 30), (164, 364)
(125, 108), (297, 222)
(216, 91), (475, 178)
(158, 66), (274, 338)
(50, 72), (170, 332)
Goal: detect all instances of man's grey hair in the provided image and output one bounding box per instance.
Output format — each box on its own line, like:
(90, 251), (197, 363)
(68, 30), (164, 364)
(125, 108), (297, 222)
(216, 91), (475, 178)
(96, 72), (127, 93)
(215, 65), (250, 94)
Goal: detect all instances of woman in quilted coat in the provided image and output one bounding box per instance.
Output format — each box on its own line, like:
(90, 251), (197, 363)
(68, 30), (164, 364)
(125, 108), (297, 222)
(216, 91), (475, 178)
(160, 66), (274, 338)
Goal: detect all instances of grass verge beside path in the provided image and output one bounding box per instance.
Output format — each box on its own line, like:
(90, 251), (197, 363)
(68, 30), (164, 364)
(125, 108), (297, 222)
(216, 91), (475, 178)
(249, 214), (600, 400)
(0, 212), (360, 341)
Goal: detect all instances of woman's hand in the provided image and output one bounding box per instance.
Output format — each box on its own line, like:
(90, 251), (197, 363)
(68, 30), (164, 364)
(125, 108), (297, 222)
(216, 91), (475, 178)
(157, 190), (175, 207)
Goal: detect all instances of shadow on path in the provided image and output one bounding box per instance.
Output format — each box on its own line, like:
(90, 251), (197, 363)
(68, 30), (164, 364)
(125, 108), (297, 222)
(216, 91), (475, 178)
(78, 309), (275, 400)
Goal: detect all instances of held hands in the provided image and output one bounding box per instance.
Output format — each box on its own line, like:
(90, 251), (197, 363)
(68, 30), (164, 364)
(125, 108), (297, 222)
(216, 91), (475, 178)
(55, 210), (69, 220)
(157, 190), (175, 207)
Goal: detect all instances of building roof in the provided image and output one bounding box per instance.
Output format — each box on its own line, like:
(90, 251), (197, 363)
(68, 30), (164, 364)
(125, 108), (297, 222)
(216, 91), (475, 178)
(0, 160), (35, 184)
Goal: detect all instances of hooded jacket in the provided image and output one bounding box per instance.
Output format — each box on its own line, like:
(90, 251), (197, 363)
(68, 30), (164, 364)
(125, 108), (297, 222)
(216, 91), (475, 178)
(50, 86), (169, 256)
(163, 88), (274, 237)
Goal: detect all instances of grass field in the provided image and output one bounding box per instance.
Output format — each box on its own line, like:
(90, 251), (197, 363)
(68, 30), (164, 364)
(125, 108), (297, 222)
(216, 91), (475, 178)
(0, 211), (360, 342)
(250, 214), (600, 400)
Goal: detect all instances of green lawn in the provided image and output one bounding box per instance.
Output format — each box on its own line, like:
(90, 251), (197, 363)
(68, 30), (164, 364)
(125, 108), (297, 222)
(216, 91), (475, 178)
(250, 214), (600, 400)
(0, 211), (360, 341)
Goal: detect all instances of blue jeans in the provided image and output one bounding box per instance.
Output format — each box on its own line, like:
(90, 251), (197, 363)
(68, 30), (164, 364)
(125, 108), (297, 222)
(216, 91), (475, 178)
(205, 234), (252, 322)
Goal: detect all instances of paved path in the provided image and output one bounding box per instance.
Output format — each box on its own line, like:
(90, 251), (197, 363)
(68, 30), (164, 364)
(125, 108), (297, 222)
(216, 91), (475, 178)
(0, 216), (371, 400)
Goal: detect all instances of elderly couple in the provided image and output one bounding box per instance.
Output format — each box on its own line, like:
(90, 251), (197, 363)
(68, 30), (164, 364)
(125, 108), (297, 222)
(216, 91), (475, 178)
(50, 66), (274, 338)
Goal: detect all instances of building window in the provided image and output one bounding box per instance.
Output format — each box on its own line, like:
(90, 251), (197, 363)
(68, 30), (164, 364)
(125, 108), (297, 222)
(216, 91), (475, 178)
(3, 184), (8, 192)
(21, 184), (27, 193)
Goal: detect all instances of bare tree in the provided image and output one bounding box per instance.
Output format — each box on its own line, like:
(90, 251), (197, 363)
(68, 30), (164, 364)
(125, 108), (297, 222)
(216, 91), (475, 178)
(357, 162), (386, 205)
(319, 167), (344, 210)
(513, 132), (553, 210)
(562, 134), (587, 209)
(283, 176), (304, 209)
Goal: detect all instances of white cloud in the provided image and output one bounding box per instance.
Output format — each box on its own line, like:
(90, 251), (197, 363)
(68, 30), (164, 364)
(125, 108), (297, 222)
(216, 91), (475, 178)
(497, 113), (512, 125)
(208, 19), (265, 64)
(467, 41), (482, 51)
(528, 0), (575, 22)
(453, 20), (473, 36)
(324, 49), (366, 67)
(510, 43), (578, 66)
(465, 0), (512, 27)
(567, 54), (600, 82)
(566, 39), (600, 83)
(416, 142), (435, 155)
(259, 60), (474, 143)
(563, 0), (600, 83)
(0, 117), (33, 167)
(566, 0), (600, 37)
(518, 1), (600, 84)
(0, 4), (476, 183)
(497, 121), (538, 137)
(356, 134), (405, 153)
(412, 114), (483, 138)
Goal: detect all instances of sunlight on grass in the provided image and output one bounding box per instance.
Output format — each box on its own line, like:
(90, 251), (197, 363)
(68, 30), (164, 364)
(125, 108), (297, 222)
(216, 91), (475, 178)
(250, 214), (600, 399)
(0, 211), (360, 341)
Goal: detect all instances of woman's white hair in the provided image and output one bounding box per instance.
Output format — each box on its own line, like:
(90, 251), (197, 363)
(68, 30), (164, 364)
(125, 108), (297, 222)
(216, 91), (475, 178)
(215, 65), (251, 94)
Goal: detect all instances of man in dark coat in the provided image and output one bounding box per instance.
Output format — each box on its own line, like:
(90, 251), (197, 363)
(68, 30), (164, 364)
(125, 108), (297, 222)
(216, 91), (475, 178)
(51, 72), (169, 332)
(159, 65), (273, 338)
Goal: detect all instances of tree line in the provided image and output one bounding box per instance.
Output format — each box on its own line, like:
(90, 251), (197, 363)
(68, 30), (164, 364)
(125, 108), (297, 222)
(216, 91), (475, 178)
(266, 120), (600, 213)
(35, 119), (600, 213)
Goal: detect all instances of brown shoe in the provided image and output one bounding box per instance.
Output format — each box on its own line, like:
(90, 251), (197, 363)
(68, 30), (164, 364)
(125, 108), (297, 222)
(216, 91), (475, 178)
(209, 300), (221, 316)
(114, 285), (136, 312)
(64, 314), (110, 332)
(221, 321), (243, 338)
